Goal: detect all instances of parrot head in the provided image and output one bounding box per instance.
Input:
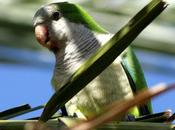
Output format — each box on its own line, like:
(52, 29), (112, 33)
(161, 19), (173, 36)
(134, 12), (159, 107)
(33, 2), (112, 90)
(33, 2), (107, 53)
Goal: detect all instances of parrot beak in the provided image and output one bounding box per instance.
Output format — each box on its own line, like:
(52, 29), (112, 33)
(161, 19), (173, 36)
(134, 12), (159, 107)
(35, 24), (49, 47)
(34, 24), (59, 52)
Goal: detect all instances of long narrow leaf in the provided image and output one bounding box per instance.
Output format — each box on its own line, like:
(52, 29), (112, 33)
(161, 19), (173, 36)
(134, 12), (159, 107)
(39, 0), (168, 122)
(0, 104), (31, 119)
(135, 110), (171, 122)
(0, 105), (44, 120)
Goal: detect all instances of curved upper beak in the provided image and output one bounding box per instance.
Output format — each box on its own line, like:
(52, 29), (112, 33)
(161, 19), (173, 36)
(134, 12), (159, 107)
(34, 24), (59, 53)
(34, 24), (50, 48)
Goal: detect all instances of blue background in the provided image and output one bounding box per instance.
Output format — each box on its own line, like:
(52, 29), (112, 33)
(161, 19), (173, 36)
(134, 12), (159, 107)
(0, 46), (175, 119)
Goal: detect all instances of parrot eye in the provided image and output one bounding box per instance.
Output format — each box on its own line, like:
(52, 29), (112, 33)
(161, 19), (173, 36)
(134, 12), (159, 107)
(51, 11), (61, 21)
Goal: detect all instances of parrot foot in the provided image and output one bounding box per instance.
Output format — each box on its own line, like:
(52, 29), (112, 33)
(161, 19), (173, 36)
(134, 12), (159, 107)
(124, 114), (135, 121)
(60, 106), (68, 116)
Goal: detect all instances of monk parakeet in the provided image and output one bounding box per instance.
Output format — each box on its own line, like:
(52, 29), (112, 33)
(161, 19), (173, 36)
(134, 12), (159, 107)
(33, 2), (152, 119)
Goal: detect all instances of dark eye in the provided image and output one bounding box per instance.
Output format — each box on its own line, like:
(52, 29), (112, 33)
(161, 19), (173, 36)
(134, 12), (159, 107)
(52, 11), (61, 21)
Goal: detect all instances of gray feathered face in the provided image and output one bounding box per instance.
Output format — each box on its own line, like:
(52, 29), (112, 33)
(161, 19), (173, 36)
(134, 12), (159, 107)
(33, 3), (73, 53)
(33, 2), (112, 91)
(33, 2), (107, 54)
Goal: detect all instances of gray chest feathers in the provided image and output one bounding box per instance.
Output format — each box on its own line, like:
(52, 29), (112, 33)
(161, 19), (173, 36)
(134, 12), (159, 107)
(65, 61), (134, 117)
(51, 24), (134, 117)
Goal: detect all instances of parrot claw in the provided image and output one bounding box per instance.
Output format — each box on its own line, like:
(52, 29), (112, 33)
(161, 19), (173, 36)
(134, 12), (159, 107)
(124, 114), (135, 121)
(60, 106), (68, 116)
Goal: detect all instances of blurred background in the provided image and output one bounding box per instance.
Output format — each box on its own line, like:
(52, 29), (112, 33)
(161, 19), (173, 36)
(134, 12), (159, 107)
(0, 0), (175, 119)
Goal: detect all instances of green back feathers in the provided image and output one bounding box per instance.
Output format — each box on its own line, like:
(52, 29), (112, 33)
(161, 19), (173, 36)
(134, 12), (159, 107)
(53, 2), (108, 33)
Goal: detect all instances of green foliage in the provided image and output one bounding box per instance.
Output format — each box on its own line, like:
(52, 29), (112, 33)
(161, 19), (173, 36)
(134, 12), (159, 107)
(0, 105), (44, 120)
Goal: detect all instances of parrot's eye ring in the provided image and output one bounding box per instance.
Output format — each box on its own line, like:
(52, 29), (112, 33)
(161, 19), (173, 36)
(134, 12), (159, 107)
(52, 11), (61, 21)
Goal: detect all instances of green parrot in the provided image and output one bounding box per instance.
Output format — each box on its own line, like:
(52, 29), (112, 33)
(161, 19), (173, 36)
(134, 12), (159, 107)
(33, 2), (152, 119)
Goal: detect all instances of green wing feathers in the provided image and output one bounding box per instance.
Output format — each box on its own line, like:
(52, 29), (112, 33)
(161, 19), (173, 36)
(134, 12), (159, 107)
(122, 47), (152, 115)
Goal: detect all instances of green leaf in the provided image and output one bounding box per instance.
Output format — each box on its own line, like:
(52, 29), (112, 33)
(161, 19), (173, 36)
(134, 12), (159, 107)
(0, 104), (31, 120)
(39, 0), (168, 122)
(0, 105), (44, 120)
(135, 111), (171, 122)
